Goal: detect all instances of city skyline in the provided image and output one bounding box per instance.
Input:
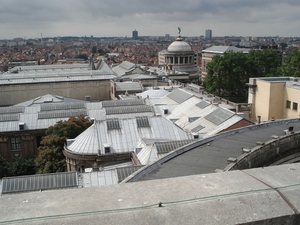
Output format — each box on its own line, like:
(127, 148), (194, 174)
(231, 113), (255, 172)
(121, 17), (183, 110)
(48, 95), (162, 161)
(1, 0), (300, 39)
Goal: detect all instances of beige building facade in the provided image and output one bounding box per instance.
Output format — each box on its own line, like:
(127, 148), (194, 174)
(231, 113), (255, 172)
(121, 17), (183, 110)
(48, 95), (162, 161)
(248, 77), (300, 122)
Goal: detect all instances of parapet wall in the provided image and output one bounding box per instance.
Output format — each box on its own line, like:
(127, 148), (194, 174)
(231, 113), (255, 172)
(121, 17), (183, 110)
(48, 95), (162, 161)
(224, 131), (300, 171)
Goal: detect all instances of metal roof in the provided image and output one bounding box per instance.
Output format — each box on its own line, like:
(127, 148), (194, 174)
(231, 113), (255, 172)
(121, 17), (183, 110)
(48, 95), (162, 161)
(136, 88), (170, 99)
(191, 124), (205, 133)
(155, 140), (196, 154)
(102, 99), (144, 107)
(67, 117), (192, 155)
(107, 118), (121, 130)
(112, 61), (135, 77)
(196, 100), (210, 109)
(0, 106), (24, 114)
(38, 110), (87, 119)
(0, 62), (115, 85)
(117, 165), (144, 182)
(138, 119), (300, 181)
(204, 107), (234, 125)
(0, 95), (151, 132)
(202, 46), (250, 54)
(166, 88), (193, 104)
(82, 170), (118, 187)
(41, 102), (86, 111)
(115, 82), (143, 92)
(136, 116), (150, 128)
(105, 105), (153, 115)
(0, 114), (19, 122)
(1, 172), (78, 194)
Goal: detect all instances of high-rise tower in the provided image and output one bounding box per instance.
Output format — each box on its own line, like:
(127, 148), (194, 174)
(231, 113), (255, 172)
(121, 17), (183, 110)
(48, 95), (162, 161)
(205, 29), (212, 40)
(132, 30), (138, 40)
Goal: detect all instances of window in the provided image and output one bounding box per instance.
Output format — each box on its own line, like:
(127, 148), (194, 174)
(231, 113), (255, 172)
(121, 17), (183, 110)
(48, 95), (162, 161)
(286, 100), (291, 109)
(104, 147), (110, 154)
(293, 102), (298, 111)
(11, 137), (21, 150)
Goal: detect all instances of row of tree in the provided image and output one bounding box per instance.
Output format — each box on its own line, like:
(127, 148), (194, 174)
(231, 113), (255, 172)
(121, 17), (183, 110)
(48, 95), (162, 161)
(203, 48), (300, 99)
(0, 116), (93, 178)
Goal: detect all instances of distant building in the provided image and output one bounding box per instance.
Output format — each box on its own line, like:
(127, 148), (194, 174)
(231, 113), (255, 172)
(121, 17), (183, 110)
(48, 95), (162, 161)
(158, 34), (200, 82)
(248, 77), (300, 122)
(0, 61), (115, 106)
(205, 29), (212, 40)
(132, 30), (138, 40)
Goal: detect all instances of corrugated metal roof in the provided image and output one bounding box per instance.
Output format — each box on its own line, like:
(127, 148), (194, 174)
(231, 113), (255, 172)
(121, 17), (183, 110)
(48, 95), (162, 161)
(1, 172), (78, 194)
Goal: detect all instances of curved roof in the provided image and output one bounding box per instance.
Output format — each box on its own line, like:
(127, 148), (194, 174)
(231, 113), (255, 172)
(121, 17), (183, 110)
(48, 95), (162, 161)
(167, 37), (192, 52)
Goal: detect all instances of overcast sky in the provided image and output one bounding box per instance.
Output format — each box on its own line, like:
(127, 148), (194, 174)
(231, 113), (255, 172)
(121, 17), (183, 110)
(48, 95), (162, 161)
(1, 0), (300, 39)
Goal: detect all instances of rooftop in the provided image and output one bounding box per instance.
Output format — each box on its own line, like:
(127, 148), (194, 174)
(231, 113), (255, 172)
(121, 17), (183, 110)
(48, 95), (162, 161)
(131, 119), (300, 181)
(202, 46), (250, 54)
(1, 163), (300, 224)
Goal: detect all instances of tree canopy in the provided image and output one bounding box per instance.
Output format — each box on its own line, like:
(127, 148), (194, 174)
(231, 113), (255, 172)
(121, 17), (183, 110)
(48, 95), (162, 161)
(280, 48), (300, 77)
(0, 156), (8, 178)
(204, 49), (282, 99)
(35, 115), (93, 174)
(0, 156), (36, 178)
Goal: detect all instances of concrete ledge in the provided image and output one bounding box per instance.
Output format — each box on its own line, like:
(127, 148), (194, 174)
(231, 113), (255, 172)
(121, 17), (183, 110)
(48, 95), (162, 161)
(1, 163), (300, 224)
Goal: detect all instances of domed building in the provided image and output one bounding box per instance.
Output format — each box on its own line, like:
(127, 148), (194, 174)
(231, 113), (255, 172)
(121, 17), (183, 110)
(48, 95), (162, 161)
(158, 32), (199, 82)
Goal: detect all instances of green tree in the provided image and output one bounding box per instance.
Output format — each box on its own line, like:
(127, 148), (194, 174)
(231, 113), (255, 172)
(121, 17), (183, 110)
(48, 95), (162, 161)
(0, 155), (9, 178)
(247, 49), (281, 77)
(280, 49), (300, 77)
(204, 49), (282, 100)
(35, 115), (93, 174)
(204, 51), (249, 97)
(7, 157), (36, 176)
